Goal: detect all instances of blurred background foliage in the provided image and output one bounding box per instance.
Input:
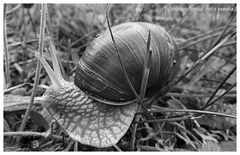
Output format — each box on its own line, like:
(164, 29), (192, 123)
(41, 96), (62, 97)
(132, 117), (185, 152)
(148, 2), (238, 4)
(4, 4), (236, 151)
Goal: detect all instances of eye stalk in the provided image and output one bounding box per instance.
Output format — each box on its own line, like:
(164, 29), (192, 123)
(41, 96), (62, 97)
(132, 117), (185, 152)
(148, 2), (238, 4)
(45, 37), (63, 81)
(35, 37), (63, 90)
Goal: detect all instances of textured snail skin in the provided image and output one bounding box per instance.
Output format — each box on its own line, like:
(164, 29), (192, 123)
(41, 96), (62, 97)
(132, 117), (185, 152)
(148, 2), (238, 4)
(42, 80), (137, 148)
(75, 22), (178, 104)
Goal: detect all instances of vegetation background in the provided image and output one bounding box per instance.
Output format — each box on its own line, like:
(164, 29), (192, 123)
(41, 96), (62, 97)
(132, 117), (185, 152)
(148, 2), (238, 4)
(3, 4), (236, 151)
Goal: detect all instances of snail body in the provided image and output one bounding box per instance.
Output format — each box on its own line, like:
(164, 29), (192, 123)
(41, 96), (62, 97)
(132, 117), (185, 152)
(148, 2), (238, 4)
(39, 22), (179, 148)
(43, 80), (137, 147)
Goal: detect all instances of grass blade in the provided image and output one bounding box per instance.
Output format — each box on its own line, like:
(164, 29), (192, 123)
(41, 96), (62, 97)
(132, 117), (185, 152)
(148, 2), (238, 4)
(4, 4), (11, 88)
(17, 4), (48, 141)
(203, 66), (236, 109)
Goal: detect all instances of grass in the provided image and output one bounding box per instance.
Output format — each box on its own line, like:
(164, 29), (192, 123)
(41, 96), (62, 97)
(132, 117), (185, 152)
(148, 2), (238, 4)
(3, 4), (236, 151)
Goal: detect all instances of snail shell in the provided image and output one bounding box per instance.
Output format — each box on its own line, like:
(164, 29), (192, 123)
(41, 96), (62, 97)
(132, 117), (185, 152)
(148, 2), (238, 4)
(75, 22), (179, 104)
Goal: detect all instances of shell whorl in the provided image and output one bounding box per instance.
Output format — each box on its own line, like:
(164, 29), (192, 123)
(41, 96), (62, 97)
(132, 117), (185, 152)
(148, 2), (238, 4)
(75, 22), (178, 104)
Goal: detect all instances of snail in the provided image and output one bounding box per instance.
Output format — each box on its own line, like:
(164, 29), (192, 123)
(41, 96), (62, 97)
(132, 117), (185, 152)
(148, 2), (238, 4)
(38, 22), (179, 148)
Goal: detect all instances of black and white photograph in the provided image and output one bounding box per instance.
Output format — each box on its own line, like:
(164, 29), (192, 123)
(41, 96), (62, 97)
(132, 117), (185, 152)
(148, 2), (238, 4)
(3, 2), (237, 151)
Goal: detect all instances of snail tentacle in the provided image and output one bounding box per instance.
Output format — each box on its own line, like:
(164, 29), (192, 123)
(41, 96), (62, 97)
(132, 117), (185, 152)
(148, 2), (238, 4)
(45, 37), (63, 81)
(35, 52), (61, 90)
